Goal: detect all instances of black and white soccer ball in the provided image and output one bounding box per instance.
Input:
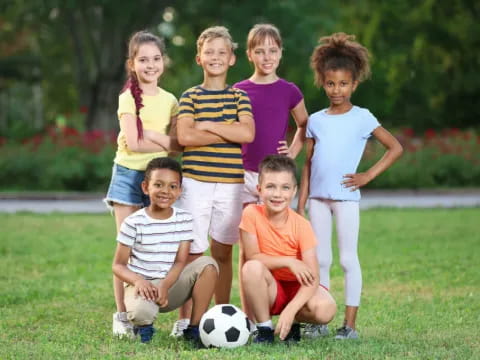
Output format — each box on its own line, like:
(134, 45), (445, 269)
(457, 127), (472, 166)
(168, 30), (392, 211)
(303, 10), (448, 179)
(199, 304), (250, 348)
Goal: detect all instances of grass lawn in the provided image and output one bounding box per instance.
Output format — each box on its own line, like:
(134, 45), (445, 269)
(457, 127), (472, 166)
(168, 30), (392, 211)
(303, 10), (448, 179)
(1, 208), (479, 359)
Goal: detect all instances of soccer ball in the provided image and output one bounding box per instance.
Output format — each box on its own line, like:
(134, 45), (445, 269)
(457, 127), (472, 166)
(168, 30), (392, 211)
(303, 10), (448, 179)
(199, 304), (251, 348)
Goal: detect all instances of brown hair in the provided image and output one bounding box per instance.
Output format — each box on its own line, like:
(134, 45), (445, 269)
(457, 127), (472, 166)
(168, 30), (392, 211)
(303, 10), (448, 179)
(196, 26), (237, 54)
(121, 31), (165, 139)
(310, 32), (370, 87)
(258, 155), (297, 184)
(247, 23), (282, 51)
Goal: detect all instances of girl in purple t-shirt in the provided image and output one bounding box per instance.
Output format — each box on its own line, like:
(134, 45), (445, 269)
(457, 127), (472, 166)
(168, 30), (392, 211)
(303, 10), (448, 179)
(234, 23), (309, 206)
(234, 23), (309, 326)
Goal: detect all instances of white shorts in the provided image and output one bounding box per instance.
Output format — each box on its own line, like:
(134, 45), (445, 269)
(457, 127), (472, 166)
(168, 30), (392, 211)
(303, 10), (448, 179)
(241, 170), (261, 204)
(176, 177), (243, 254)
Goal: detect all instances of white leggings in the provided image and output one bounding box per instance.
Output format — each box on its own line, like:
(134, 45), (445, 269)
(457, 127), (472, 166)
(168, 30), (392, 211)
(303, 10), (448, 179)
(309, 198), (361, 307)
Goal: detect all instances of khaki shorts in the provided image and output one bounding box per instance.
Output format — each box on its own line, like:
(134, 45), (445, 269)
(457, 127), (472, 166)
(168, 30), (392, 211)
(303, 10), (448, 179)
(124, 256), (218, 326)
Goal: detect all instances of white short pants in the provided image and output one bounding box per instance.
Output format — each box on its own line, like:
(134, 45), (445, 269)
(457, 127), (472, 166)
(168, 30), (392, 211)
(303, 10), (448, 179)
(176, 177), (243, 254)
(241, 170), (261, 204)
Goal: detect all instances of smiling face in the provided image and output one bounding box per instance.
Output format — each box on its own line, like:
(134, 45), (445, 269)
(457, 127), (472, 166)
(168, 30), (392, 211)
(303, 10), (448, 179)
(258, 170), (297, 216)
(196, 37), (236, 77)
(322, 69), (358, 112)
(247, 36), (282, 78)
(129, 42), (164, 85)
(142, 168), (181, 217)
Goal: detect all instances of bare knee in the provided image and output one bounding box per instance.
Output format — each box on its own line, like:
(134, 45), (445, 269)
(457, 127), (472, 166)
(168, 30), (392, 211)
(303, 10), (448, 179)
(303, 290), (337, 325)
(200, 263), (219, 281)
(242, 260), (265, 284)
(313, 297), (337, 324)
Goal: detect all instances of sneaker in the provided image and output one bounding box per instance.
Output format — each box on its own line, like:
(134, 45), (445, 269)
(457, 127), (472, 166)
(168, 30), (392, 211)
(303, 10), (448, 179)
(135, 324), (156, 343)
(335, 325), (359, 340)
(303, 323), (329, 338)
(183, 325), (204, 349)
(170, 318), (190, 337)
(253, 326), (274, 344)
(283, 323), (301, 343)
(112, 312), (134, 339)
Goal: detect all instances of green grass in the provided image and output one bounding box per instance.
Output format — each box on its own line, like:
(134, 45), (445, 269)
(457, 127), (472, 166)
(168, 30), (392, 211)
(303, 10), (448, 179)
(1, 209), (479, 359)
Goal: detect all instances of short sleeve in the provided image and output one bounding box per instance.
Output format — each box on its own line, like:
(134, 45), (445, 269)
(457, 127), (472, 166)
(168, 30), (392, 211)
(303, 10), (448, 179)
(306, 115), (314, 139)
(361, 109), (381, 139)
(178, 90), (194, 119)
(117, 90), (136, 119)
(236, 90), (252, 118)
(298, 217), (317, 252)
(117, 217), (137, 247)
(288, 82), (304, 109)
(170, 95), (179, 117)
(239, 204), (257, 235)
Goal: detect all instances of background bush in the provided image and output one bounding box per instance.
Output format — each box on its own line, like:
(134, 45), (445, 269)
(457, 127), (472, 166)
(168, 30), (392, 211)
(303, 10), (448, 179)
(1, 127), (479, 192)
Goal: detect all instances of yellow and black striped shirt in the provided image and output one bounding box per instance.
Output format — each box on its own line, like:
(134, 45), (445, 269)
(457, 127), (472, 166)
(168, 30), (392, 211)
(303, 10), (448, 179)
(178, 85), (252, 183)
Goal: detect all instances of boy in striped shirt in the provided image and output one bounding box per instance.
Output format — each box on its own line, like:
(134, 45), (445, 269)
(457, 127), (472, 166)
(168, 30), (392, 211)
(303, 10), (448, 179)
(173, 26), (255, 335)
(112, 157), (218, 345)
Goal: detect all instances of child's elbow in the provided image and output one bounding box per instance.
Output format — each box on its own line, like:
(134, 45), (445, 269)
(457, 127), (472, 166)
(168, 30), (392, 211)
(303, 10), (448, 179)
(243, 128), (255, 144)
(177, 132), (193, 146)
(125, 138), (140, 152)
(395, 143), (404, 158)
(177, 137), (188, 147)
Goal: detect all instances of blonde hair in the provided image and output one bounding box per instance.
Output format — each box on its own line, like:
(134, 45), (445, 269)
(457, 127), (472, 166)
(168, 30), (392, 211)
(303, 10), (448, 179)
(247, 24), (282, 51)
(310, 32), (370, 87)
(196, 26), (238, 54)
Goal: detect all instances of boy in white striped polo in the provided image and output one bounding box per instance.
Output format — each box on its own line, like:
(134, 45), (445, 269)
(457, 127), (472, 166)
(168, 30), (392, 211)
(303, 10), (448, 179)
(112, 157), (218, 345)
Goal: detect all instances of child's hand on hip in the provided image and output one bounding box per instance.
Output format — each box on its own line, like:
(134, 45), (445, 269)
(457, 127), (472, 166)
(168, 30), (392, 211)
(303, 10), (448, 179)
(276, 140), (289, 156)
(342, 172), (372, 191)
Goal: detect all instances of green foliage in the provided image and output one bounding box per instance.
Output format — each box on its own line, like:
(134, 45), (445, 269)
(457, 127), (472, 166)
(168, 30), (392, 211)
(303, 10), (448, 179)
(0, 210), (479, 359)
(1, 0), (479, 136)
(0, 139), (115, 191)
(359, 129), (480, 188)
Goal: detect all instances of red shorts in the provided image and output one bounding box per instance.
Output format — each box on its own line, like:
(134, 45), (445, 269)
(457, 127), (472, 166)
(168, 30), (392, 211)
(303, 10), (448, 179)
(270, 280), (301, 315)
(269, 279), (329, 315)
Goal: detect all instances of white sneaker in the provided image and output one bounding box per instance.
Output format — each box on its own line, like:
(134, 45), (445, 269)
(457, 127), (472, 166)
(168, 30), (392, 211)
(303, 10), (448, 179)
(303, 323), (329, 338)
(170, 318), (190, 337)
(112, 312), (134, 339)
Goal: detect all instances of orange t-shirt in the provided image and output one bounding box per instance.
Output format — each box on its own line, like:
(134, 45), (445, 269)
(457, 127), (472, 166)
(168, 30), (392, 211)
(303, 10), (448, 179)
(239, 204), (317, 281)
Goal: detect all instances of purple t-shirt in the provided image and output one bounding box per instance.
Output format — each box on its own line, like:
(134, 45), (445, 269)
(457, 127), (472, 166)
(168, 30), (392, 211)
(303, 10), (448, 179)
(233, 79), (303, 172)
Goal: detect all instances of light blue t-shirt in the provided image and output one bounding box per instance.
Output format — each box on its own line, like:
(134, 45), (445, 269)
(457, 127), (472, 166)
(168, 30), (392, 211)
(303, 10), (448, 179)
(306, 105), (380, 201)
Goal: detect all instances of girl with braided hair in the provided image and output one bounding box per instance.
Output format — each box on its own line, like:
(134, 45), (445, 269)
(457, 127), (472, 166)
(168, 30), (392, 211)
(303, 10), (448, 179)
(297, 33), (403, 339)
(104, 30), (180, 338)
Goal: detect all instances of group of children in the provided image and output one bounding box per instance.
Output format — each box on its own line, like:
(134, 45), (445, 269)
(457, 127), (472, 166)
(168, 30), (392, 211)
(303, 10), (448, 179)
(106, 24), (403, 346)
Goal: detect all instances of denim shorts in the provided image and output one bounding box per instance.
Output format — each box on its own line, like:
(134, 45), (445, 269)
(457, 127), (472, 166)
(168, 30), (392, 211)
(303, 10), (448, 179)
(104, 163), (150, 209)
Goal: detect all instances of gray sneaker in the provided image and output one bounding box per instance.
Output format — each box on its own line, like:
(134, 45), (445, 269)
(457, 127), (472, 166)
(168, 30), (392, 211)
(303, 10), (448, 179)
(303, 324), (329, 338)
(334, 325), (358, 340)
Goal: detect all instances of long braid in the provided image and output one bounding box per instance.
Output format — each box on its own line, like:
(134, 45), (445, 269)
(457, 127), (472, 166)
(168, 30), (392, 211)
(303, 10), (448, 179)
(130, 75), (144, 140)
(120, 75), (144, 140)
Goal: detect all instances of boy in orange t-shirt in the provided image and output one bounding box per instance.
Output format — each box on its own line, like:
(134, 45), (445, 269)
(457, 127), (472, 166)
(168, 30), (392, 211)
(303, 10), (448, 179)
(240, 155), (336, 343)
